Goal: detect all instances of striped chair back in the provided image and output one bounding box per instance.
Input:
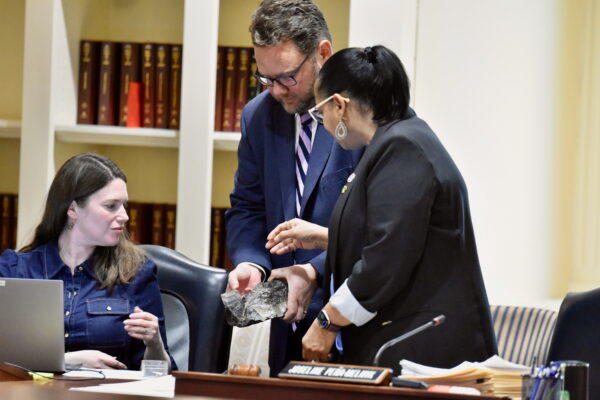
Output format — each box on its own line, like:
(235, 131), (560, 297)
(490, 305), (557, 366)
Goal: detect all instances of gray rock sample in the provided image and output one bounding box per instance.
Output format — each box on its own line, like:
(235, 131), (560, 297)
(221, 279), (288, 327)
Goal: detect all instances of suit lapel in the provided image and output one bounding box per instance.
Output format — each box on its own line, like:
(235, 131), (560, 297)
(327, 171), (356, 286)
(299, 125), (333, 216)
(272, 106), (297, 222)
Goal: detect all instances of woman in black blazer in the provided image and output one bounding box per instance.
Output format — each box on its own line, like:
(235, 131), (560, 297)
(267, 46), (497, 371)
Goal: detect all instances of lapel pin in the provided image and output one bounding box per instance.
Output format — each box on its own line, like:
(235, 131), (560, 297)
(341, 185), (347, 193)
(347, 173), (355, 183)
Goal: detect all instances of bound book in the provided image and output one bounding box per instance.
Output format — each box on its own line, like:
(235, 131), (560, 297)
(168, 45), (182, 129)
(214, 47), (226, 131)
(234, 48), (251, 132)
(0, 194), (12, 252)
(97, 41), (120, 126)
(76, 40), (100, 124)
(221, 47), (238, 132)
(210, 208), (224, 267)
(154, 44), (171, 128)
(10, 195), (17, 250)
(119, 43), (141, 126)
(151, 203), (166, 245)
(164, 204), (176, 249)
(141, 43), (156, 128)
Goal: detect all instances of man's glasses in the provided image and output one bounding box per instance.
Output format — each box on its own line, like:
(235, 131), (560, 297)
(254, 54), (310, 88)
(308, 94), (350, 124)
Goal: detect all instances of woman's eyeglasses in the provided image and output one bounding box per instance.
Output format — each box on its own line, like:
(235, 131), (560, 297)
(254, 54), (310, 88)
(308, 94), (349, 124)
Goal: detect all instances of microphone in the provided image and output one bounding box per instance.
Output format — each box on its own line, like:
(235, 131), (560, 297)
(373, 314), (446, 366)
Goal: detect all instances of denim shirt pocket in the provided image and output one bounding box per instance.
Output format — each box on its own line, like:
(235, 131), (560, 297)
(86, 298), (130, 349)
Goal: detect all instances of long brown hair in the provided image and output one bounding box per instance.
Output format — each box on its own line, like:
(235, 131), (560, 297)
(21, 153), (145, 292)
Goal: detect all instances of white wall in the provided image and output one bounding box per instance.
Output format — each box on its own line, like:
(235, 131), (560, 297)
(350, 0), (560, 305)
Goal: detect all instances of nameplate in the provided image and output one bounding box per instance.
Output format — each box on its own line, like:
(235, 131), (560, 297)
(278, 361), (392, 386)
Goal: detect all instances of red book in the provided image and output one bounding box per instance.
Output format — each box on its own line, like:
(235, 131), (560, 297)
(164, 204), (176, 249)
(141, 43), (156, 128)
(126, 82), (141, 127)
(168, 45), (182, 129)
(0, 194), (12, 251)
(151, 203), (166, 245)
(214, 47), (226, 131)
(154, 44), (171, 128)
(221, 47), (238, 132)
(76, 40), (100, 124)
(119, 43), (141, 126)
(234, 48), (251, 131)
(97, 41), (120, 126)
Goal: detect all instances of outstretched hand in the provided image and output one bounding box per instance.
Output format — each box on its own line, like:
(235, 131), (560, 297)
(265, 218), (328, 255)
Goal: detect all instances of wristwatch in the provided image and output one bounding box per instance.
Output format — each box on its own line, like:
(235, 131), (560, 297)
(317, 309), (342, 332)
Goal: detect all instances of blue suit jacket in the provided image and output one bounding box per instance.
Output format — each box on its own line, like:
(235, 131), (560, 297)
(225, 91), (362, 375)
(226, 91), (362, 279)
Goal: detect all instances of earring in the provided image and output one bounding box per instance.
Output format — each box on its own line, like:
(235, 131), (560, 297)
(66, 220), (74, 230)
(335, 121), (348, 140)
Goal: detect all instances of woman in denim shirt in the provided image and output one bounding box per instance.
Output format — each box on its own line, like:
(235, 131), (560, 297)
(0, 153), (174, 370)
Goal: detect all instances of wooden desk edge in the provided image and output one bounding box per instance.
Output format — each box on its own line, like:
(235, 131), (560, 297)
(173, 371), (510, 400)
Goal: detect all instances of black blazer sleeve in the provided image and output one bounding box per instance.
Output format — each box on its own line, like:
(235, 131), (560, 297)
(346, 136), (437, 312)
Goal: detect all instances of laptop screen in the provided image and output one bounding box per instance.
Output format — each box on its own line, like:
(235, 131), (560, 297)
(0, 278), (65, 372)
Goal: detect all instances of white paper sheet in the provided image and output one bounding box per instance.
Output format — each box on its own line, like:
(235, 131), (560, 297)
(69, 375), (175, 398)
(63, 368), (145, 380)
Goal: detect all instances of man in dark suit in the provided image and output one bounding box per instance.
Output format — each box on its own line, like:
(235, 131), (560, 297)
(225, 0), (362, 376)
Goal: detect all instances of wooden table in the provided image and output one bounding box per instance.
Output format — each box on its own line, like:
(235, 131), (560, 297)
(0, 367), (510, 400)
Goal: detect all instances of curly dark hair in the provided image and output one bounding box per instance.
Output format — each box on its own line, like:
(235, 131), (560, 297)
(250, 0), (332, 55)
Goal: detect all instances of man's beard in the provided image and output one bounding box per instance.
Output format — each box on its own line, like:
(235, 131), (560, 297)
(275, 88), (315, 115)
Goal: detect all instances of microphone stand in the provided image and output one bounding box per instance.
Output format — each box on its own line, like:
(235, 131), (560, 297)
(373, 314), (446, 366)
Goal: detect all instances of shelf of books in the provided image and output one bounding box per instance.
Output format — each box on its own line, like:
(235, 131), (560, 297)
(15, 0), (351, 266)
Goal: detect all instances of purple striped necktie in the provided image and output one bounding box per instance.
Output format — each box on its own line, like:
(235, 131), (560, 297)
(295, 113), (314, 216)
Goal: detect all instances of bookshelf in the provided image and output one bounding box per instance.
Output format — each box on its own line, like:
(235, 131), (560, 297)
(12, 0), (350, 263)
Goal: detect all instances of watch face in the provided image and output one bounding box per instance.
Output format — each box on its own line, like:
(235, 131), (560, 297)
(317, 311), (329, 328)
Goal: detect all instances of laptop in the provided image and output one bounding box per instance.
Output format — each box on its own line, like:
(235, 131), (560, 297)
(0, 277), (65, 372)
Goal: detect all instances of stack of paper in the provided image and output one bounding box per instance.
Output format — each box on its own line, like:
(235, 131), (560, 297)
(400, 355), (529, 399)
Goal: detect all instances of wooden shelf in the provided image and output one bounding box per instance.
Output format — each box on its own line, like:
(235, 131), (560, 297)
(54, 125), (240, 151)
(55, 124), (179, 148)
(0, 120), (21, 139)
(213, 131), (241, 151)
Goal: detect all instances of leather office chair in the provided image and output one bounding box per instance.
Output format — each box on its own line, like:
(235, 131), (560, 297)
(490, 305), (557, 366)
(546, 288), (600, 399)
(140, 245), (232, 373)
